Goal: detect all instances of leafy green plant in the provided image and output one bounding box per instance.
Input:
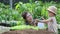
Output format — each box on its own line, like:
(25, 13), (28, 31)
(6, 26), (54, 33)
(10, 25), (39, 30)
(0, 1), (60, 27)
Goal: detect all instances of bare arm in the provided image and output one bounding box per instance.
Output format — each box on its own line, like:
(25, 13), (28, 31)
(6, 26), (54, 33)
(40, 20), (49, 23)
(35, 18), (52, 24)
(40, 18), (52, 23)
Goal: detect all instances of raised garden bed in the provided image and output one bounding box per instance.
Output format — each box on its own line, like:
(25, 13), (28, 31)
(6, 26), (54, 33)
(2, 25), (54, 34)
(2, 29), (54, 34)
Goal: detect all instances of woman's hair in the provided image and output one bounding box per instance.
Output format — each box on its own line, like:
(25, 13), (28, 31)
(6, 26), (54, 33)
(22, 11), (28, 20)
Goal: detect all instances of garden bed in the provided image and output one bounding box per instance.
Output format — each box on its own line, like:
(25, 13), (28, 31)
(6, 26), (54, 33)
(2, 29), (54, 34)
(2, 25), (54, 34)
(1, 24), (60, 34)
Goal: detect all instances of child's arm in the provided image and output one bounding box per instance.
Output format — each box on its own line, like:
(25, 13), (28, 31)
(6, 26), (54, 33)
(35, 18), (52, 23)
(40, 18), (52, 23)
(40, 20), (49, 23)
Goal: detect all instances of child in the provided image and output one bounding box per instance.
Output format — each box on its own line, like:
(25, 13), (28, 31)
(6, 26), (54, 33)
(36, 6), (58, 34)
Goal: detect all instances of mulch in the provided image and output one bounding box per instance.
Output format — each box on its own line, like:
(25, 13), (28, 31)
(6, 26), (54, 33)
(2, 29), (54, 34)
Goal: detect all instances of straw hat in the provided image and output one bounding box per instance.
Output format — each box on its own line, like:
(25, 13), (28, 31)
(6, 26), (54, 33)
(47, 6), (57, 15)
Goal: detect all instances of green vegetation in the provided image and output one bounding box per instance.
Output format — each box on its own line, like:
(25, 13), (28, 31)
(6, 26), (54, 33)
(0, 1), (60, 34)
(15, 1), (60, 24)
(0, 1), (60, 24)
(10, 25), (39, 30)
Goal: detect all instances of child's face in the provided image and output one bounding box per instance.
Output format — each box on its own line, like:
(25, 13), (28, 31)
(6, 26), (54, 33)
(48, 11), (55, 17)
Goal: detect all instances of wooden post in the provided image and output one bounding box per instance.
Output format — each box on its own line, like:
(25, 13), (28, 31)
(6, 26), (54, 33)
(10, 0), (13, 9)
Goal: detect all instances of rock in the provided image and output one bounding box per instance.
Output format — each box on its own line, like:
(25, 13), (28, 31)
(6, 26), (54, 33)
(0, 26), (10, 34)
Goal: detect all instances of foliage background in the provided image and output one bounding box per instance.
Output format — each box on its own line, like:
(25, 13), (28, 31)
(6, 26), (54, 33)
(0, 0), (60, 24)
(0, 0), (60, 34)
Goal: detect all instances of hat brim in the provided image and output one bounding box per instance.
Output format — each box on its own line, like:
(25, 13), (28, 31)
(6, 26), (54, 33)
(47, 9), (56, 15)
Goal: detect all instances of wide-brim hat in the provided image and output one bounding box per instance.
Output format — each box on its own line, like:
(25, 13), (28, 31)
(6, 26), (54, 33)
(47, 6), (57, 15)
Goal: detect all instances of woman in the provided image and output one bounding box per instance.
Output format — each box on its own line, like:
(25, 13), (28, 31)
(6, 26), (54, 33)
(22, 11), (37, 26)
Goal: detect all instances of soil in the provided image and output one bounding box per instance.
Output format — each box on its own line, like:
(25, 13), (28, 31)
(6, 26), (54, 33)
(2, 29), (54, 34)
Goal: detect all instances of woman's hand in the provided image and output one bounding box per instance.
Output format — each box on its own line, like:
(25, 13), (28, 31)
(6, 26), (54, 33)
(34, 19), (40, 24)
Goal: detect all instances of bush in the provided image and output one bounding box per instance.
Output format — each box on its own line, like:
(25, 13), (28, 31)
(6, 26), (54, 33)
(10, 25), (39, 30)
(15, 1), (60, 24)
(0, 1), (60, 27)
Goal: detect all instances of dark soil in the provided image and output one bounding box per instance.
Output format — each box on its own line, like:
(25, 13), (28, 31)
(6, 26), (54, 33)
(2, 29), (54, 34)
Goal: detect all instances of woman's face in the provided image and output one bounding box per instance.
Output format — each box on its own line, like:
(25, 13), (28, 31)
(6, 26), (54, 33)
(26, 13), (33, 22)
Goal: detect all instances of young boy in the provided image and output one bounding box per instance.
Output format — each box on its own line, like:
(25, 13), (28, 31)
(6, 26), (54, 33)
(36, 6), (58, 34)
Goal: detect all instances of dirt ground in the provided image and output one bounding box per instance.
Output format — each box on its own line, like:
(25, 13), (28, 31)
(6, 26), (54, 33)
(2, 29), (54, 34)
